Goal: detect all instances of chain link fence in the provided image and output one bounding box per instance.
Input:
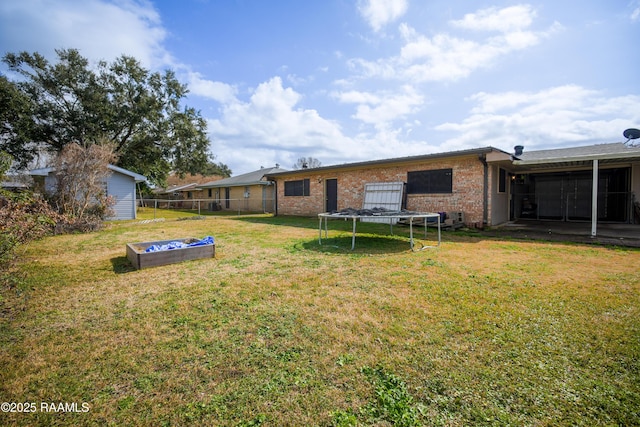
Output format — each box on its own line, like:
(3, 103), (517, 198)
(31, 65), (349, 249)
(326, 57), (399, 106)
(139, 198), (276, 216)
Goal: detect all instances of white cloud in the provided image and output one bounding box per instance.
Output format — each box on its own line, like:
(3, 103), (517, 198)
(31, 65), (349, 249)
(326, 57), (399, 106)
(208, 77), (358, 171)
(332, 90), (381, 105)
(450, 5), (535, 33)
(347, 5), (559, 84)
(207, 77), (434, 172)
(358, 0), (408, 32)
(0, 0), (171, 68)
(186, 72), (238, 104)
(436, 85), (640, 151)
(467, 86), (599, 115)
(332, 86), (424, 128)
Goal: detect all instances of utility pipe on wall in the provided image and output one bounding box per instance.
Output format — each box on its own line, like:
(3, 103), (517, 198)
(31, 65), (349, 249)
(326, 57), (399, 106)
(591, 159), (599, 237)
(479, 155), (489, 226)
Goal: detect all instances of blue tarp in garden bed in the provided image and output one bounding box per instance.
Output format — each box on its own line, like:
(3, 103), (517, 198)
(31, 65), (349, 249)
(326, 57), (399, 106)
(145, 236), (214, 253)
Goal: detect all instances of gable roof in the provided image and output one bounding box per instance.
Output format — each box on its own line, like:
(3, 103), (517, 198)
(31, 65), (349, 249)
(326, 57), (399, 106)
(30, 164), (147, 183)
(106, 164), (147, 182)
(198, 166), (287, 188)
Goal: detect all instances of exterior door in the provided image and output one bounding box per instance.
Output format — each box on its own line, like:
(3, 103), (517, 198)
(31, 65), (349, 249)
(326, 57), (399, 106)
(326, 179), (337, 212)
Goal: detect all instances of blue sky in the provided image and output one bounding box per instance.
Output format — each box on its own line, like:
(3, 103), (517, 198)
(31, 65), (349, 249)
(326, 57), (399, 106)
(1, 0), (639, 174)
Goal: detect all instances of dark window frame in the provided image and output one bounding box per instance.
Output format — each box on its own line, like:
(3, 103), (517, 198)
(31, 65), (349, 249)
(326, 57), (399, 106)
(284, 178), (310, 196)
(406, 168), (453, 194)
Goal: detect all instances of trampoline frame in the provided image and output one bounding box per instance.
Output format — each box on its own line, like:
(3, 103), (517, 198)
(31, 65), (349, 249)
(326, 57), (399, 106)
(318, 212), (441, 251)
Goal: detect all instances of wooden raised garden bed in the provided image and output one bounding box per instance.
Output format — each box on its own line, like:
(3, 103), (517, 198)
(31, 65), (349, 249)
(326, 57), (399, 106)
(126, 237), (215, 270)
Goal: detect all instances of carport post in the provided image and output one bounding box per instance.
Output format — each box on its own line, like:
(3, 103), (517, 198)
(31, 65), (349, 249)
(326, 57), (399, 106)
(591, 159), (598, 237)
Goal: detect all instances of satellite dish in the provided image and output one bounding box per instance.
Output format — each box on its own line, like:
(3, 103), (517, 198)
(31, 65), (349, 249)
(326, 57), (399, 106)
(623, 128), (640, 143)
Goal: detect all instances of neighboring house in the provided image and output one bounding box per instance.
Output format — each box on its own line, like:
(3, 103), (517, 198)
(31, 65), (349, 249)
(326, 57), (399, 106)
(152, 173), (224, 201)
(30, 164), (147, 220)
(197, 165), (287, 213)
(266, 143), (640, 235)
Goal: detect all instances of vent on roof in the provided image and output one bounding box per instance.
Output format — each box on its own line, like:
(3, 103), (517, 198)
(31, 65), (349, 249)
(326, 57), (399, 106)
(514, 145), (524, 156)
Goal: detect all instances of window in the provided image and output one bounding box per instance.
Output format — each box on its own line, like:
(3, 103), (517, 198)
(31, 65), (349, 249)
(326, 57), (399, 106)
(498, 168), (506, 193)
(208, 188), (212, 197)
(284, 179), (310, 196)
(407, 169), (452, 194)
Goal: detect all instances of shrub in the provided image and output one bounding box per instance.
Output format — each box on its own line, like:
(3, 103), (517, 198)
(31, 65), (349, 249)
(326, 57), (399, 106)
(51, 142), (117, 221)
(0, 190), (62, 267)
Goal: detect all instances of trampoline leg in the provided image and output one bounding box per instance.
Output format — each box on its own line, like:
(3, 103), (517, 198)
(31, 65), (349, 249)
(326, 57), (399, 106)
(352, 217), (357, 250)
(409, 217), (414, 249)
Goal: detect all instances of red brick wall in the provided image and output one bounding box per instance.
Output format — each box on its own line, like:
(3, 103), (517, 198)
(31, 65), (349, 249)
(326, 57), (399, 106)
(274, 155), (488, 225)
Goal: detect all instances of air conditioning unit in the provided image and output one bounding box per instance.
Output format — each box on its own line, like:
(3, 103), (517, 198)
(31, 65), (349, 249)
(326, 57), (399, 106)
(444, 211), (465, 227)
(451, 211), (464, 224)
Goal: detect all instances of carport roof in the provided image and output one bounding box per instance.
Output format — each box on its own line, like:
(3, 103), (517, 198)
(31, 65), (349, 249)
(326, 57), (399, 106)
(513, 143), (640, 168)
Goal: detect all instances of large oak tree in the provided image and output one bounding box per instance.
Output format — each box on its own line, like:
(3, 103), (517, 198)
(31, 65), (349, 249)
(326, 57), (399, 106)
(1, 49), (229, 184)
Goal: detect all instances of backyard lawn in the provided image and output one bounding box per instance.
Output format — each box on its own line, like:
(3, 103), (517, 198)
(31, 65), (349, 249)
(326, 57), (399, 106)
(1, 209), (639, 426)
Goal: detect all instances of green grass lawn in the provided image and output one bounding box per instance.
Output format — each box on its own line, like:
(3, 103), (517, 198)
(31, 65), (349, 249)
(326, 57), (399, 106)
(1, 210), (639, 426)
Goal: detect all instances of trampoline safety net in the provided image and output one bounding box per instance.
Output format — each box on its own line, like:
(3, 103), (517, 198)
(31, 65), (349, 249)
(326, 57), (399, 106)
(360, 182), (404, 224)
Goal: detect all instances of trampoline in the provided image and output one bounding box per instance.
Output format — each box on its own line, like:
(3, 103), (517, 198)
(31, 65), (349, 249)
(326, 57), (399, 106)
(318, 210), (441, 251)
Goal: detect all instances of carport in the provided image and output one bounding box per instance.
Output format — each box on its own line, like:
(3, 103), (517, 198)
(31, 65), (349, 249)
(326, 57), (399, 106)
(509, 143), (640, 237)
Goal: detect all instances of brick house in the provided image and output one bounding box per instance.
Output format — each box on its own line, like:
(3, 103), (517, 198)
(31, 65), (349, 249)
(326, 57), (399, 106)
(197, 165), (286, 213)
(266, 143), (640, 231)
(266, 147), (509, 226)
